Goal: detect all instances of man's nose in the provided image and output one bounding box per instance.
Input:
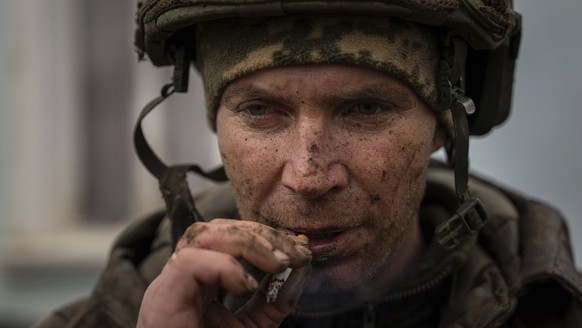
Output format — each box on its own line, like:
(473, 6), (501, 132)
(281, 121), (349, 199)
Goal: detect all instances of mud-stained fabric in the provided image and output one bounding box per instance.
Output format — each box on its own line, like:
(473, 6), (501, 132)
(195, 15), (441, 131)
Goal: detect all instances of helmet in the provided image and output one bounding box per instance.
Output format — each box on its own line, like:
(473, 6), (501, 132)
(135, 0), (521, 135)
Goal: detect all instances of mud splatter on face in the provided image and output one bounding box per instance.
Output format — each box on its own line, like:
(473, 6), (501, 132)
(308, 143), (320, 153)
(216, 64), (443, 293)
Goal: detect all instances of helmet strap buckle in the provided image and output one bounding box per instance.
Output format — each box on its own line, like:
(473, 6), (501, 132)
(435, 198), (488, 249)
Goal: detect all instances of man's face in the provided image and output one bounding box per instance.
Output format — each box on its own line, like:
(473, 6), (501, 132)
(216, 64), (444, 291)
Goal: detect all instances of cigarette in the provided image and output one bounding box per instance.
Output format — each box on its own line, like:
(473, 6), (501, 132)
(266, 267), (292, 303)
(265, 234), (309, 303)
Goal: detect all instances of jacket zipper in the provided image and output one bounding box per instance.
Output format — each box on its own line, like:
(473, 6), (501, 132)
(292, 266), (452, 319)
(362, 302), (377, 328)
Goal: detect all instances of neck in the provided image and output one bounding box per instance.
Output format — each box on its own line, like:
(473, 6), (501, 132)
(354, 221), (426, 302)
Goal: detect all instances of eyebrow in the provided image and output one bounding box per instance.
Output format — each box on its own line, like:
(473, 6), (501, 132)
(221, 84), (277, 107)
(329, 85), (416, 110)
(221, 82), (417, 109)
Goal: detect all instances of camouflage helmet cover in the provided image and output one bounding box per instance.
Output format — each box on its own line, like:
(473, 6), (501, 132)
(135, 0), (521, 135)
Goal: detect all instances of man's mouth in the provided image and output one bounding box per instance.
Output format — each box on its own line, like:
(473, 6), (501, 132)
(294, 230), (344, 241)
(292, 228), (360, 266)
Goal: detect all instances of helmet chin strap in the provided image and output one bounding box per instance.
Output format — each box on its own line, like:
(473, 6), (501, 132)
(133, 70), (227, 249)
(434, 35), (489, 250)
(134, 42), (487, 251)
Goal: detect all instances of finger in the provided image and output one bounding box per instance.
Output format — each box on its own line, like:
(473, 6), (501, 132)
(212, 219), (313, 267)
(179, 221), (311, 272)
(178, 223), (292, 273)
(189, 219), (311, 260)
(168, 248), (259, 297)
(236, 265), (312, 327)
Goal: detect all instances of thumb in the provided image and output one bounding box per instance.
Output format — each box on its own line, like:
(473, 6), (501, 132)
(236, 265), (311, 327)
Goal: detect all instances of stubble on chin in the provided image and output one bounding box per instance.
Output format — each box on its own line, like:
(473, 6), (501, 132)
(311, 216), (411, 292)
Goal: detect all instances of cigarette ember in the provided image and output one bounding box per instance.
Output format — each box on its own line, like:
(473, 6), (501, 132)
(297, 234), (309, 241)
(266, 267), (292, 303)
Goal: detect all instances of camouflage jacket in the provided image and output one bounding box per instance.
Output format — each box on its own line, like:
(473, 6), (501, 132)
(34, 166), (582, 327)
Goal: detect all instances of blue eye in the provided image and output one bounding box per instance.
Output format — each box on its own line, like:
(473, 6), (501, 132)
(356, 102), (381, 115)
(247, 105), (268, 115)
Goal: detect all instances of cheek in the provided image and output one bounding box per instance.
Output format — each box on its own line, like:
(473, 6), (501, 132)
(350, 134), (432, 184)
(217, 122), (284, 205)
(393, 115), (437, 170)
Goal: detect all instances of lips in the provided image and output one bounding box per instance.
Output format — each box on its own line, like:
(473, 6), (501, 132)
(281, 225), (364, 266)
(294, 230), (344, 241)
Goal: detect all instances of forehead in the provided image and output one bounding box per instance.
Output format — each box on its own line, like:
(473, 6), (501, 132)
(221, 64), (419, 108)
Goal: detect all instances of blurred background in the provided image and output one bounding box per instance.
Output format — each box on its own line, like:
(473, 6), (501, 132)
(0, 0), (580, 327)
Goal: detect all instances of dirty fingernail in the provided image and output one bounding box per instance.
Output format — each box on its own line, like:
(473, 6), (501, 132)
(273, 249), (290, 263)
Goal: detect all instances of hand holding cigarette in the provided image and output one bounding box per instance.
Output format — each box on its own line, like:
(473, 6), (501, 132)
(266, 234), (310, 303)
(137, 220), (311, 328)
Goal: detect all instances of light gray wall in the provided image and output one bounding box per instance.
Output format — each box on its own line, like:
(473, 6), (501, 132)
(470, 0), (582, 265)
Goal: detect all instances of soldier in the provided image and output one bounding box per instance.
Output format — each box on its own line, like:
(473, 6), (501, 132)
(37, 1), (582, 327)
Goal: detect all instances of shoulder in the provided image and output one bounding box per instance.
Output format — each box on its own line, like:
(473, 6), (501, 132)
(427, 165), (582, 326)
